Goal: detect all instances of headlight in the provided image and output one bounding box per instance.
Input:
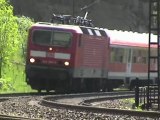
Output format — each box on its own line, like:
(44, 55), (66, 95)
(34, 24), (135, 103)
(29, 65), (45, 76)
(64, 61), (69, 66)
(49, 47), (53, 51)
(30, 58), (35, 63)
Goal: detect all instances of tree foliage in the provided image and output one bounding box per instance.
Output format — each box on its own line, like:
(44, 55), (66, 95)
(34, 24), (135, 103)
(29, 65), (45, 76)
(0, 0), (34, 91)
(0, 0), (18, 65)
(16, 16), (34, 62)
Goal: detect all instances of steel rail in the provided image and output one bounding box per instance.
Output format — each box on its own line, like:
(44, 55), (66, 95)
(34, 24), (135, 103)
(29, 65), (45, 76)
(41, 91), (160, 119)
(0, 92), (57, 98)
(0, 114), (39, 120)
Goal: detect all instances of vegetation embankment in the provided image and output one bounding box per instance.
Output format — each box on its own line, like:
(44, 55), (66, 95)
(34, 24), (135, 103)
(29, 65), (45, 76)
(0, 0), (34, 93)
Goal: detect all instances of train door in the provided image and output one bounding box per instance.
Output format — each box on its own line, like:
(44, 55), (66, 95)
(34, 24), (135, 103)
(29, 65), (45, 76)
(126, 48), (132, 74)
(123, 48), (132, 87)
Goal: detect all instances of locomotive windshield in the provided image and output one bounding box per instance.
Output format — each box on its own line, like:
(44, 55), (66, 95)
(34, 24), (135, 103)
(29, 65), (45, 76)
(32, 30), (71, 47)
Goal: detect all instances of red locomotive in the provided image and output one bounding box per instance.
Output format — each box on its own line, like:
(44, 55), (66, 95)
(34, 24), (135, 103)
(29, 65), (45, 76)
(25, 17), (110, 92)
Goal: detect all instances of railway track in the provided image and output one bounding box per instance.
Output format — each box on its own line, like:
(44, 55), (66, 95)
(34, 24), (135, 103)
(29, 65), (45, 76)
(0, 91), (160, 119)
(0, 114), (38, 120)
(0, 92), (56, 97)
(41, 91), (160, 119)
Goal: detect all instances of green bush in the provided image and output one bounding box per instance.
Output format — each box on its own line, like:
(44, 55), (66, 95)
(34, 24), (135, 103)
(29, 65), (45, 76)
(0, 0), (34, 93)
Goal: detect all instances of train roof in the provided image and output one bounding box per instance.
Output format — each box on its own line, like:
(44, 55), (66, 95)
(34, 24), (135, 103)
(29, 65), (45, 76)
(31, 22), (157, 48)
(31, 22), (82, 33)
(106, 29), (157, 48)
(31, 22), (108, 37)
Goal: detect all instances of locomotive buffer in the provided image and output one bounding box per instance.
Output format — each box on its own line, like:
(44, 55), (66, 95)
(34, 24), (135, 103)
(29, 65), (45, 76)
(148, 0), (160, 110)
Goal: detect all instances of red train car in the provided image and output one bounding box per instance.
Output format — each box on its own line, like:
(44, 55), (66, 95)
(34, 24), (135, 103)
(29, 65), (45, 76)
(25, 22), (110, 92)
(107, 30), (157, 90)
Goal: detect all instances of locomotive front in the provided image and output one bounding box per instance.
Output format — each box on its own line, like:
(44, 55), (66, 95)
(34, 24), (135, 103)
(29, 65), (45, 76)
(25, 22), (78, 92)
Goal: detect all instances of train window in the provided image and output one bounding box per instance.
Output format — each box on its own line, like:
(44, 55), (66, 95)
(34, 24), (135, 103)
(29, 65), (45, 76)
(52, 31), (71, 47)
(110, 47), (125, 63)
(32, 30), (52, 45)
(132, 49), (148, 64)
(32, 30), (72, 47)
(142, 57), (147, 63)
(133, 56), (137, 63)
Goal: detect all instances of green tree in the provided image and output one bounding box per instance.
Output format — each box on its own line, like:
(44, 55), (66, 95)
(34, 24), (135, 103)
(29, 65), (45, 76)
(0, 0), (19, 78)
(0, 0), (34, 91)
(16, 16), (34, 62)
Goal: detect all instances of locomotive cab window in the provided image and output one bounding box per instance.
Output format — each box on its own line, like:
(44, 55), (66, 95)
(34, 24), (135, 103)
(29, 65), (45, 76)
(33, 30), (51, 45)
(32, 30), (72, 47)
(52, 31), (71, 47)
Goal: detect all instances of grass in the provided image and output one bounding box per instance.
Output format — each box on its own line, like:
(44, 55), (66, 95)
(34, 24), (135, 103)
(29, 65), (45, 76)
(0, 62), (35, 93)
(120, 98), (144, 111)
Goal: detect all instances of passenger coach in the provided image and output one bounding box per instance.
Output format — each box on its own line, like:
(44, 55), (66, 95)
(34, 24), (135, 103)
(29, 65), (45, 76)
(107, 30), (157, 90)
